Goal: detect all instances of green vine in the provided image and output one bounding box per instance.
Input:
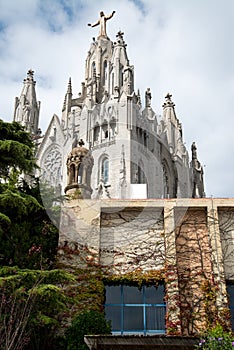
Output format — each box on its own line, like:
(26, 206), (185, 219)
(103, 268), (165, 288)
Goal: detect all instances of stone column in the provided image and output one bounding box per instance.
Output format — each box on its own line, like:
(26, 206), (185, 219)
(164, 201), (182, 335)
(207, 200), (229, 323)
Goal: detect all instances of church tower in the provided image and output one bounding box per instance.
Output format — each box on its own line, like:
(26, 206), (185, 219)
(35, 11), (205, 199)
(13, 69), (41, 135)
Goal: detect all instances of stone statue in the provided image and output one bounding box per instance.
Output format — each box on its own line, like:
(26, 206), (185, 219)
(145, 88), (152, 108)
(191, 142), (197, 160)
(88, 11), (115, 38)
(22, 103), (31, 122)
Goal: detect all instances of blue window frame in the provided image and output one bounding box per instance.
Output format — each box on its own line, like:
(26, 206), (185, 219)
(104, 284), (166, 335)
(226, 282), (234, 331)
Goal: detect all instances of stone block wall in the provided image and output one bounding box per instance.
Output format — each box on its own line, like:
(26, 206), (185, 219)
(58, 198), (234, 335)
(100, 207), (164, 274)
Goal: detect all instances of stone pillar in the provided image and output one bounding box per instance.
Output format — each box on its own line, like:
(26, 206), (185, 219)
(164, 201), (182, 335)
(207, 200), (230, 325)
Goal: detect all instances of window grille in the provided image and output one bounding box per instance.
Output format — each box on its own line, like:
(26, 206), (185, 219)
(104, 284), (166, 335)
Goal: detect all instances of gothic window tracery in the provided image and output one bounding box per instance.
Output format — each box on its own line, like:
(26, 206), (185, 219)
(42, 145), (62, 187)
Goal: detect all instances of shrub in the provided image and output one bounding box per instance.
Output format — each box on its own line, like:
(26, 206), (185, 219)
(66, 310), (111, 350)
(196, 323), (234, 349)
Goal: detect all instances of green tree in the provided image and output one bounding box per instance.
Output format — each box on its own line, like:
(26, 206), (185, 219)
(0, 267), (75, 350)
(66, 310), (111, 350)
(0, 119), (36, 180)
(0, 120), (59, 269)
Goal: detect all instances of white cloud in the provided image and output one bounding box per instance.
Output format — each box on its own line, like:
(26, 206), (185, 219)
(0, 0), (233, 197)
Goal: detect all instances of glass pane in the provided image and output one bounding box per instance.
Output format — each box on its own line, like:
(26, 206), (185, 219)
(103, 159), (109, 184)
(230, 308), (234, 331)
(105, 306), (121, 331)
(105, 285), (121, 304)
(145, 284), (164, 304)
(227, 284), (234, 331)
(146, 306), (166, 331)
(124, 306), (143, 330)
(227, 284), (234, 300)
(123, 285), (142, 303)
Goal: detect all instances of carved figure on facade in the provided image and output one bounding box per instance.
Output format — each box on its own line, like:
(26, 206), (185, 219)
(88, 11), (115, 38)
(95, 177), (111, 199)
(145, 88), (152, 108)
(191, 142), (197, 160)
(22, 102), (31, 123)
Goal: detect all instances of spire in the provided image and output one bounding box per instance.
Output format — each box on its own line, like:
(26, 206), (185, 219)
(114, 31), (126, 47)
(162, 93), (178, 125)
(13, 69), (41, 135)
(112, 31), (133, 97)
(161, 93), (183, 155)
(162, 93), (175, 109)
(67, 77), (72, 94)
(62, 77), (73, 129)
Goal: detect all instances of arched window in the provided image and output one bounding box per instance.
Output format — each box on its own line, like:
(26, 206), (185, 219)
(143, 131), (147, 147)
(69, 164), (76, 184)
(103, 60), (107, 85)
(119, 65), (123, 87)
(92, 61), (96, 78)
(99, 157), (109, 185)
(78, 163), (83, 184)
(102, 158), (109, 184)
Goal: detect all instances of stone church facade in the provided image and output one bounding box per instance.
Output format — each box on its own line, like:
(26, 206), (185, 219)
(13, 12), (234, 348)
(14, 14), (204, 200)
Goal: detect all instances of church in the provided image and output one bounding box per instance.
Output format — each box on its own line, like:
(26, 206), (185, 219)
(13, 11), (204, 201)
(12, 11), (234, 350)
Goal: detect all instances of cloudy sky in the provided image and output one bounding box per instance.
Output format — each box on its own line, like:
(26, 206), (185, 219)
(0, 0), (233, 197)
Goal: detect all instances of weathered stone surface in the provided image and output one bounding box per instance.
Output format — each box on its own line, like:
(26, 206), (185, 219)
(58, 198), (234, 335)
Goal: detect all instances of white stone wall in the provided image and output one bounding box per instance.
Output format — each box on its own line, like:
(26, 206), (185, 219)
(100, 207), (165, 274)
(218, 209), (234, 280)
